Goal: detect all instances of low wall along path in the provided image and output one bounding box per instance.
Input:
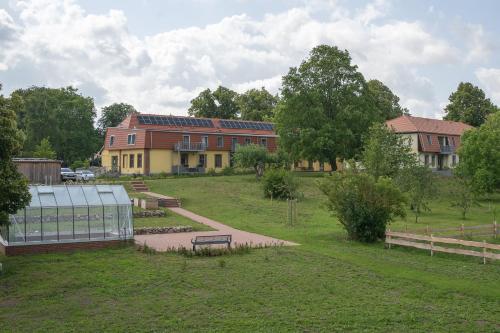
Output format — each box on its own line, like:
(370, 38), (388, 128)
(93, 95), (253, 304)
(134, 191), (298, 251)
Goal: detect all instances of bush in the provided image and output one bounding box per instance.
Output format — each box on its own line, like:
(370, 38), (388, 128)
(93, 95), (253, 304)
(221, 166), (235, 176)
(262, 168), (299, 200)
(319, 171), (406, 242)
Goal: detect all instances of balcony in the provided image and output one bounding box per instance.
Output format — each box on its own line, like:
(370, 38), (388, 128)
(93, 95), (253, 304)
(439, 144), (455, 154)
(174, 142), (207, 152)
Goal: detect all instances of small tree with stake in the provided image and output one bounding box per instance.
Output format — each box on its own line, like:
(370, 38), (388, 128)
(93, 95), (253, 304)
(233, 144), (269, 179)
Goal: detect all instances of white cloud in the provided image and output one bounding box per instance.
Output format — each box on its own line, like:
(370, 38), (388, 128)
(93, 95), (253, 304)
(475, 67), (500, 104)
(0, 0), (467, 118)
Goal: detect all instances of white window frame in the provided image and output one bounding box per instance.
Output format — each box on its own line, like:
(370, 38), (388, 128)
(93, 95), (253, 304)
(217, 136), (224, 148)
(109, 135), (115, 147)
(260, 137), (268, 147)
(202, 136), (209, 148)
(127, 133), (136, 145)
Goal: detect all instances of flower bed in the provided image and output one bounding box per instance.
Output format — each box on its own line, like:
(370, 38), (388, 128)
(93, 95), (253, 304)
(134, 226), (193, 235)
(133, 210), (166, 218)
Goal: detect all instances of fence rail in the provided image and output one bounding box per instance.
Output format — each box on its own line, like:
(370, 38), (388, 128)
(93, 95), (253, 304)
(397, 222), (498, 239)
(386, 230), (500, 264)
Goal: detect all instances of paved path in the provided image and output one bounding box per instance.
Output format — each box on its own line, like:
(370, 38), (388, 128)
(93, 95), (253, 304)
(134, 191), (298, 251)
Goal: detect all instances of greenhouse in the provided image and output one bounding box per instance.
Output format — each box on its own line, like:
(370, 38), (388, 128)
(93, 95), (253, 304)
(0, 185), (133, 249)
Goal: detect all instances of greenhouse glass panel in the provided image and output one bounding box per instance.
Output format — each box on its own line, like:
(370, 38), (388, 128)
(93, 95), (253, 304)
(2, 185), (133, 246)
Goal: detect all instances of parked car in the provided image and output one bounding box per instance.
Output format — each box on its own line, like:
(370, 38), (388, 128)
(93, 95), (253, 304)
(75, 170), (95, 181)
(60, 167), (76, 181)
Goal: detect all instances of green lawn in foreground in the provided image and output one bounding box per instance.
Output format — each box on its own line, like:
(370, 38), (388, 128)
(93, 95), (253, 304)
(0, 174), (499, 332)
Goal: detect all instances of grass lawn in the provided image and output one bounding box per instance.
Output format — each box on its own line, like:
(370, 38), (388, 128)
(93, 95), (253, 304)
(1, 174), (499, 332)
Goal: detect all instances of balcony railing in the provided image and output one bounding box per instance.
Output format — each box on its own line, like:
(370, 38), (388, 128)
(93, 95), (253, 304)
(439, 144), (455, 154)
(174, 142), (207, 152)
(172, 166), (205, 174)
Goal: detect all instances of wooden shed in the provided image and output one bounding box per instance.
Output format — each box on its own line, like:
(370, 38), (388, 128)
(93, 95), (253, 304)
(13, 158), (62, 185)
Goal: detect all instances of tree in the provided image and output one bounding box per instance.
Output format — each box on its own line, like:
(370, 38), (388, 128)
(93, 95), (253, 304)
(456, 112), (500, 194)
(232, 144), (269, 178)
(97, 103), (138, 134)
(450, 171), (478, 220)
(188, 86), (239, 119)
(237, 87), (278, 121)
(33, 138), (57, 159)
(10, 86), (100, 165)
(276, 45), (378, 170)
(443, 82), (498, 127)
(361, 123), (417, 180)
(367, 79), (408, 120)
(0, 85), (31, 225)
(262, 168), (299, 200)
(319, 169), (406, 242)
(397, 165), (436, 223)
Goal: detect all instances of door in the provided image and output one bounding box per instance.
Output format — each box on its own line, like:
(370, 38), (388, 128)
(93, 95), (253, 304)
(111, 156), (118, 171)
(182, 135), (190, 149)
(181, 153), (189, 168)
(437, 155), (443, 170)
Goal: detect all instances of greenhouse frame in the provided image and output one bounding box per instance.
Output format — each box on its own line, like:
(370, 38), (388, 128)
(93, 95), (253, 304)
(0, 185), (133, 254)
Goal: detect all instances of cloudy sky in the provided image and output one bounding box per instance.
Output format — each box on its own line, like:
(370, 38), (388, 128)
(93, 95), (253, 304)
(1, 0), (499, 119)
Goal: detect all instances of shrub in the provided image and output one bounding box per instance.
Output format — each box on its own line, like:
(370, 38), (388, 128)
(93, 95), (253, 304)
(262, 168), (299, 200)
(233, 144), (269, 178)
(319, 171), (406, 242)
(206, 168), (217, 176)
(221, 166), (235, 176)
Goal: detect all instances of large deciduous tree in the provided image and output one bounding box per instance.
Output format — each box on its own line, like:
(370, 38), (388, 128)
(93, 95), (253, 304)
(367, 79), (408, 120)
(443, 82), (498, 127)
(10, 86), (100, 165)
(275, 45), (378, 170)
(456, 112), (500, 194)
(188, 86), (239, 119)
(97, 103), (138, 134)
(0, 85), (31, 226)
(237, 87), (278, 121)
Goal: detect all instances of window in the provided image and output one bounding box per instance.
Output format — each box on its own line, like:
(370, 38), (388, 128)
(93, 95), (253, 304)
(137, 154), (143, 168)
(451, 137), (456, 146)
(232, 137), (238, 150)
(129, 154), (135, 168)
(127, 134), (136, 145)
(109, 135), (115, 147)
(111, 156), (118, 171)
(452, 155), (457, 166)
(123, 155), (128, 168)
(182, 135), (190, 144)
(431, 155), (435, 167)
(424, 154), (429, 166)
(181, 153), (189, 167)
(199, 154), (207, 167)
(245, 137), (251, 145)
(215, 154), (222, 168)
(202, 136), (208, 148)
(426, 135), (432, 145)
(260, 137), (267, 147)
(217, 136), (224, 148)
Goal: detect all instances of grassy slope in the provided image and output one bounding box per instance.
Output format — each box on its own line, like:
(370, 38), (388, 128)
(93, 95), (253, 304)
(1, 174), (499, 332)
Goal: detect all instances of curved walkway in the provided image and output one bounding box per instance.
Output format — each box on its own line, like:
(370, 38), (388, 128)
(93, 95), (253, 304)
(134, 191), (298, 251)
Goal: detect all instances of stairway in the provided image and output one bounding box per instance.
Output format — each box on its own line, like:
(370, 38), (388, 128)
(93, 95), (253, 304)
(158, 198), (182, 208)
(131, 181), (149, 192)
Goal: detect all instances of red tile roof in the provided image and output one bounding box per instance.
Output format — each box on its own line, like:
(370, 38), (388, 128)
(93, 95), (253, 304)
(386, 115), (473, 135)
(116, 114), (277, 136)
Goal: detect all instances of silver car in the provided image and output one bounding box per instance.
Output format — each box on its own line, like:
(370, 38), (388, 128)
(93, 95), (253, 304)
(75, 170), (95, 181)
(61, 167), (76, 181)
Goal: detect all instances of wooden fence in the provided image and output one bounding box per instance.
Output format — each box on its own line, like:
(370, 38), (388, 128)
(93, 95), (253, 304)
(386, 230), (500, 264)
(397, 222), (498, 239)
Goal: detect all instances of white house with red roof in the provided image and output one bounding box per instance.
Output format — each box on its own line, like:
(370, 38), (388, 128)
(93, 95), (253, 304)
(386, 115), (473, 170)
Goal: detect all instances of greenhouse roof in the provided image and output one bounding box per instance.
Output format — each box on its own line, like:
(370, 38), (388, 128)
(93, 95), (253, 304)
(27, 185), (131, 208)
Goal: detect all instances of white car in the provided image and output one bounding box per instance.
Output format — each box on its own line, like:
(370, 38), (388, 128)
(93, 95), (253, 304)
(75, 170), (95, 181)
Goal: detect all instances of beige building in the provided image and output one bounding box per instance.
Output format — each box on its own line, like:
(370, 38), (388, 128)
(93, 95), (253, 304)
(386, 115), (473, 170)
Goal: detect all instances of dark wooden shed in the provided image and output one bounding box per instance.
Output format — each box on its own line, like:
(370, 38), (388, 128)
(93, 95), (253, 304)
(13, 158), (62, 185)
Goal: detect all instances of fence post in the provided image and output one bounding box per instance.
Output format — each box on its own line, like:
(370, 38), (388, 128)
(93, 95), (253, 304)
(426, 225), (429, 236)
(461, 224), (464, 238)
(387, 229), (391, 249)
(494, 221), (497, 239)
(430, 234), (434, 257)
(483, 240), (487, 265)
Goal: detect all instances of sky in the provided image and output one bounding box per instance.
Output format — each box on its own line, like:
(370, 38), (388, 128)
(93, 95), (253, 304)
(1, 0), (499, 119)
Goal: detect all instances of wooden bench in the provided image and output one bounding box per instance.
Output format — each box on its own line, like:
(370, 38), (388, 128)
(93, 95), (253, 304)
(191, 235), (232, 251)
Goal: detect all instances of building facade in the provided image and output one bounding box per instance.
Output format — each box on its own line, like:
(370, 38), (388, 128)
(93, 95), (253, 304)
(101, 114), (278, 175)
(386, 115), (473, 170)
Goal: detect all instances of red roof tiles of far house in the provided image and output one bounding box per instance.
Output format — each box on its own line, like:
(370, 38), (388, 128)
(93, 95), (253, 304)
(386, 115), (474, 136)
(116, 114), (277, 136)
